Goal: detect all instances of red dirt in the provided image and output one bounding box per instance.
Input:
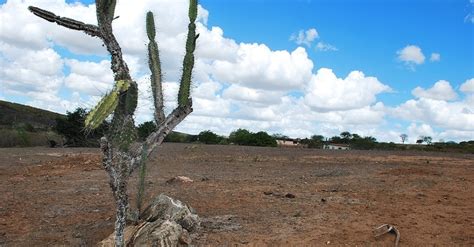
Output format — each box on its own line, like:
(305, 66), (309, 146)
(1, 144), (473, 246)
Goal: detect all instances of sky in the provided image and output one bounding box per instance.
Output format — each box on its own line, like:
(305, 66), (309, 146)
(0, 0), (473, 143)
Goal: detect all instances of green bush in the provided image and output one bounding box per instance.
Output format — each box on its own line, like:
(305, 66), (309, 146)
(229, 128), (276, 147)
(137, 121), (156, 141)
(55, 108), (108, 147)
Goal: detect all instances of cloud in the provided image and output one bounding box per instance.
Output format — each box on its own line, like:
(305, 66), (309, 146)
(407, 123), (435, 140)
(304, 68), (391, 111)
(64, 59), (114, 96)
(1, 0), (473, 143)
(391, 98), (474, 131)
(222, 84), (284, 104)
(411, 80), (457, 101)
(460, 78), (474, 94)
(212, 45), (313, 91)
(397, 45), (425, 69)
(315, 42), (338, 52)
(465, 0), (474, 23)
(290, 28), (319, 46)
(430, 52), (440, 62)
(0, 43), (64, 95)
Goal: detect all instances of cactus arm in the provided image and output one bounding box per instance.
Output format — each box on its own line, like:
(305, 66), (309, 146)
(28, 6), (100, 38)
(96, 0), (117, 26)
(85, 80), (131, 130)
(177, 0), (199, 107)
(146, 12), (166, 125)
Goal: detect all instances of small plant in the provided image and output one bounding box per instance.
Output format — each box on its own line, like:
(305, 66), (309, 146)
(28, 1), (199, 246)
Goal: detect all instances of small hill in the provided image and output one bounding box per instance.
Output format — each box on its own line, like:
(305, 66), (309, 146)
(0, 100), (64, 130)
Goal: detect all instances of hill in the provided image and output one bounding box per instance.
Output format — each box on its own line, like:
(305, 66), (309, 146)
(0, 100), (64, 130)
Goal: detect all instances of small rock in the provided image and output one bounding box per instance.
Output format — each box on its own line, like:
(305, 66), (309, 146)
(263, 191), (273, 196)
(321, 198), (327, 203)
(201, 176), (209, 181)
(285, 193), (296, 199)
(166, 176), (193, 184)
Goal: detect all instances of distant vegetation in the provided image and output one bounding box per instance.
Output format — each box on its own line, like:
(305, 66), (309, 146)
(55, 108), (108, 147)
(0, 102), (472, 153)
(0, 100), (63, 129)
(0, 100), (63, 147)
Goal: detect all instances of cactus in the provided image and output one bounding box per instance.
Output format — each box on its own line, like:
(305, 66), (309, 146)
(29, 1), (199, 246)
(136, 143), (148, 215)
(178, 0), (199, 107)
(146, 12), (165, 124)
(85, 79), (130, 130)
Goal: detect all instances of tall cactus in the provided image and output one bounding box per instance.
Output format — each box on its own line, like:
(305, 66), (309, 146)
(146, 12), (165, 125)
(28, 1), (199, 246)
(178, 0), (199, 107)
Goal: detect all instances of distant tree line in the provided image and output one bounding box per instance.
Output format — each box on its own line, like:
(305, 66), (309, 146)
(53, 108), (473, 153)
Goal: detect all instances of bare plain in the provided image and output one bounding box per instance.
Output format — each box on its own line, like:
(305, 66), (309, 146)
(0, 143), (473, 246)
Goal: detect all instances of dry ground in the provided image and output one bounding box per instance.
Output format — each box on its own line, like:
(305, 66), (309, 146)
(0, 143), (473, 246)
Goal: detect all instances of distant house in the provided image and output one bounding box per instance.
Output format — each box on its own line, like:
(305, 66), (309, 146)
(276, 138), (301, 147)
(323, 143), (350, 150)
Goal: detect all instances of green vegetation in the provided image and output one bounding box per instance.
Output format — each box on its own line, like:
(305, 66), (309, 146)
(136, 121), (157, 141)
(229, 128), (277, 147)
(0, 100), (64, 130)
(55, 108), (108, 147)
(0, 100), (64, 147)
(197, 130), (220, 144)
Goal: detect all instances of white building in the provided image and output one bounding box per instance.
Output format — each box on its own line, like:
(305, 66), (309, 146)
(323, 143), (350, 150)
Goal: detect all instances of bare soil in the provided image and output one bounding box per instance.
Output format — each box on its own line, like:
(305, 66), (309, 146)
(1, 143), (473, 246)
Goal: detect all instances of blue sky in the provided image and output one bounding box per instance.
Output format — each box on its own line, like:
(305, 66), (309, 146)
(202, 0), (473, 102)
(0, 0), (473, 142)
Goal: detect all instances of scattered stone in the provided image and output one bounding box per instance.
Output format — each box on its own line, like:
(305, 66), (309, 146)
(166, 176), (193, 184)
(201, 176), (209, 181)
(263, 191), (273, 195)
(321, 198), (327, 203)
(285, 193), (296, 199)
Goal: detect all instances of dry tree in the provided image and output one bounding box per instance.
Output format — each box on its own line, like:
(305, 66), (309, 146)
(28, 0), (199, 246)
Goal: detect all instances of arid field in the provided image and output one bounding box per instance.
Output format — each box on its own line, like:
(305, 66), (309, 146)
(0, 143), (473, 246)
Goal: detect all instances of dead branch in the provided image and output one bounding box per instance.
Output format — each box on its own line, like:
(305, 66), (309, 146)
(128, 102), (193, 175)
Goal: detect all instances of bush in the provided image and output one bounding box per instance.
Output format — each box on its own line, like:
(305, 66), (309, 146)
(229, 129), (276, 147)
(198, 130), (220, 144)
(0, 129), (62, 147)
(55, 108), (108, 147)
(137, 121), (156, 141)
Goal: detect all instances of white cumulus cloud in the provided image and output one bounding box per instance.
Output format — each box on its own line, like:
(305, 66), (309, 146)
(304, 68), (391, 112)
(460, 78), (474, 94)
(411, 80), (457, 101)
(212, 45), (313, 91)
(397, 45), (425, 69)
